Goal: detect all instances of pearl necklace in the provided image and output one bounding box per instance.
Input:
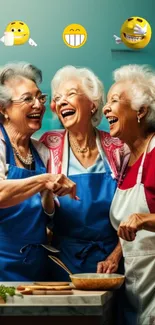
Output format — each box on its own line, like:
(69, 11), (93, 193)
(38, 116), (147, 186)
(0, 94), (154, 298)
(69, 134), (95, 153)
(12, 145), (34, 166)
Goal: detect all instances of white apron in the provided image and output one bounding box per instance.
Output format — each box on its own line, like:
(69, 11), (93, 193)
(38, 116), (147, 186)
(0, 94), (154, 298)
(110, 136), (155, 325)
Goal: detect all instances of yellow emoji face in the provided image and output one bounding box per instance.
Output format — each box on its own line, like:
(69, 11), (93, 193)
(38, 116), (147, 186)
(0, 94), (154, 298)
(63, 24), (87, 48)
(120, 16), (152, 49)
(5, 21), (30, 45)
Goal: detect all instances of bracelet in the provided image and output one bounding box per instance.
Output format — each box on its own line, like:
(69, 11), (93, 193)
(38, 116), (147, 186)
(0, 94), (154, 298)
(44, 209), (55, 217)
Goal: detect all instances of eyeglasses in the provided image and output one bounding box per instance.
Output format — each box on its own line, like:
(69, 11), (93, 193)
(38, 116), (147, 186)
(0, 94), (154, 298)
(53, 91), (83, 104)
(11, 93), (48, 105)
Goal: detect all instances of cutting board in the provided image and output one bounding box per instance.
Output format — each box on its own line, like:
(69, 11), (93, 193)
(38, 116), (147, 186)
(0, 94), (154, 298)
(32, 290), (73, 295)
(17, 282), (73, 295)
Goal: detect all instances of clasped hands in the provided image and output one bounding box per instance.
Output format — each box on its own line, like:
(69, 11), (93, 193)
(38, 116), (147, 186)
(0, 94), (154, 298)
(45, 173), (79, 200)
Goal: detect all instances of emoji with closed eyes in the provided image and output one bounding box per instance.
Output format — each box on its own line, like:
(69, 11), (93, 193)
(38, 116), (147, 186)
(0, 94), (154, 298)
(114, 17), (151, 49)
(63, 23), (87, 48)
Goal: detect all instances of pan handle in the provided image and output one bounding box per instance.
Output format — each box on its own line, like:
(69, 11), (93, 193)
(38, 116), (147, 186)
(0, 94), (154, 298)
(48, 255), (73, 275)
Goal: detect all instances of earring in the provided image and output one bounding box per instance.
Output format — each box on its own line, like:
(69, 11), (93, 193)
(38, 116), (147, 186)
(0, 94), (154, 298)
(137, 117), (140, 123)
(4, 114), (9, 121)
(91, 109), (96, 115)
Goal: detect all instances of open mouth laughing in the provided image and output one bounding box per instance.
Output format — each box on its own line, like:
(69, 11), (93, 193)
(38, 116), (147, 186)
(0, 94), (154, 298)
(27, 113), (42, 120)
(107, 116), (118, 125)
(64, 34), (85, 47)
(60, 108), (76, 118)
(123, 33), (144, 42)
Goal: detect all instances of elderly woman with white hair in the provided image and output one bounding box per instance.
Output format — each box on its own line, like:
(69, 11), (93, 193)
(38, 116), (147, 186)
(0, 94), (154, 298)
(40, 65), (125, 279)
(103, 64), (155, 325)
(0, 62), (77, 281)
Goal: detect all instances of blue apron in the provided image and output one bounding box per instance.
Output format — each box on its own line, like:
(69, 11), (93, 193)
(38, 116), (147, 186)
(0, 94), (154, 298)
(51, 159), (118, 280)
(0, 124), (50, 281)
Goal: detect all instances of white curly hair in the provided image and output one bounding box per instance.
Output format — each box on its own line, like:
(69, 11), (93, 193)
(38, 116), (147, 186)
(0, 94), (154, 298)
(51, 65), (105, 127)
(113, 64), (155, 130)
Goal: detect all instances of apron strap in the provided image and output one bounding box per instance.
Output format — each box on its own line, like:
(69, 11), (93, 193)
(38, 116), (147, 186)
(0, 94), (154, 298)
(96, 130), (114, 175)
(136, 133), (155, 184)
(0, 124), (16, 165)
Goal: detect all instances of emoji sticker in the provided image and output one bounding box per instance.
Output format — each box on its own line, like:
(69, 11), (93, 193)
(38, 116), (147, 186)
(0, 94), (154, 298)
(113, 16), (152, 49)
(0, 21), (37, 46)
(63, 24), (87, 48)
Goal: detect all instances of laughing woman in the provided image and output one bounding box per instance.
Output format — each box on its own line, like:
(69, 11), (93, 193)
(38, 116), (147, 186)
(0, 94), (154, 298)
(0, 62), (76, 281)
(40, 65), (125, 280)
(103, 64), (155, 325)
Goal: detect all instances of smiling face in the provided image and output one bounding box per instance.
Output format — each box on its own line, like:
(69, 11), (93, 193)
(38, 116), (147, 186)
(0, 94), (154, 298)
(5, 21), (30, 45)
(62, 24), (87, 48)
(4, 78), (45, 135)
(121, 16), (151, 49)
(53, 79), (93, 132)
(103, 81), (139, 141)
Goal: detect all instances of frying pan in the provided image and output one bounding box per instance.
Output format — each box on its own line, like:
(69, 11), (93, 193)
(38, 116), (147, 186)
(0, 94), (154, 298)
(48, 255), (125, 290)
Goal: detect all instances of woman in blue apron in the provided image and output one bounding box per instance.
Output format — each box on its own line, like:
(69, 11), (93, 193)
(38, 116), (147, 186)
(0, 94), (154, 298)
(41, 65), (125, 280)
(0, 62), (77, 281)
(0, 124), (52, 281)
(50, 152), (120, 280)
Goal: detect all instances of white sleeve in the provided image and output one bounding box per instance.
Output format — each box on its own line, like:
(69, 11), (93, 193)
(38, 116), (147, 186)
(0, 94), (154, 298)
(0, 139), (7, 180)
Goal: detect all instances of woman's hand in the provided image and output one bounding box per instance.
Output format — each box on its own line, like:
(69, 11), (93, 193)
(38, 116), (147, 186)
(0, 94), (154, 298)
(41, 189), (55, 215)
(118, 213), (155, 241)
(117, 213), (144, 241)
(97, 258), (119, 274)
(97, 241), (122, 273)
(45, 174), (78, 200)
(0, 173), (78, 208)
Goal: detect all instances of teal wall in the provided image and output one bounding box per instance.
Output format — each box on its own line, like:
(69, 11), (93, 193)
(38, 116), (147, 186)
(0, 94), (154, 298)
(0, 0), (154, 138)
